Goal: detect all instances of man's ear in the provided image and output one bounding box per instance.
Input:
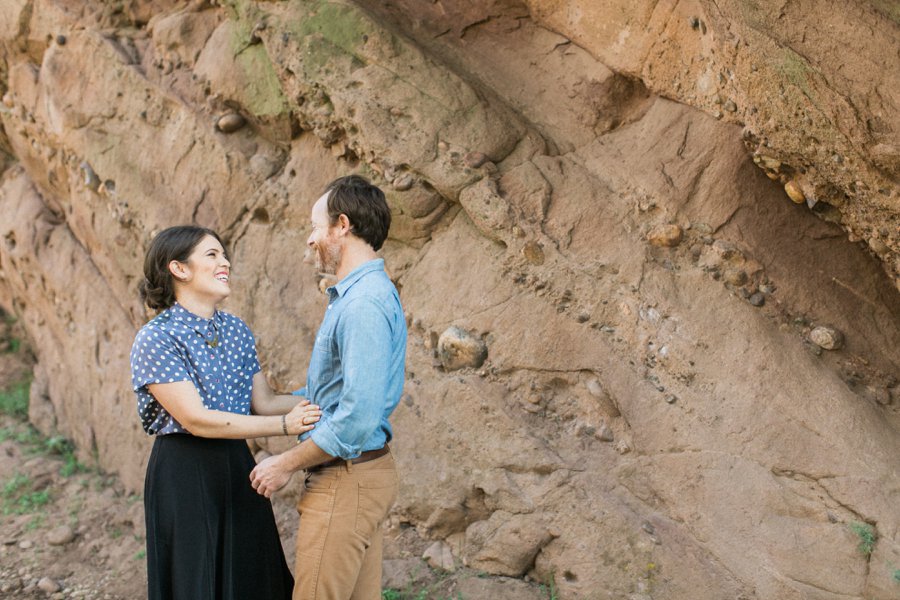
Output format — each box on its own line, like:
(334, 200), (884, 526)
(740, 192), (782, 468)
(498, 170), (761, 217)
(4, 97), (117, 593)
(168, 260), (190, 282)
(337, 213), (352, 236)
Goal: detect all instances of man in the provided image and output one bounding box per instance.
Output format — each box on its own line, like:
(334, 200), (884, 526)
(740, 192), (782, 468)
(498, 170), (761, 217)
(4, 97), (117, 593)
(250, 175), (407, 600)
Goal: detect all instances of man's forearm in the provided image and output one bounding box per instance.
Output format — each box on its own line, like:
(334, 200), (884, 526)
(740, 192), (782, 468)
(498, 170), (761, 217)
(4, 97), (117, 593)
(276, 438), (334, 473)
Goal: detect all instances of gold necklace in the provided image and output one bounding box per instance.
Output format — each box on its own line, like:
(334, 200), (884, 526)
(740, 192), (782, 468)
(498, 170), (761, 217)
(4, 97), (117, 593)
(205, 321), (219, 348)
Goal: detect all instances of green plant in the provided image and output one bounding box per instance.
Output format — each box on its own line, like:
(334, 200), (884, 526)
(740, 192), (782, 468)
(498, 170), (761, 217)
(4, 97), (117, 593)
(0, 378), (30, 418)
(381, 591), (401, 600)
(25, 513), (45, 531)
(849, 522), (877, 556)
(44, 437), (88, 477)
(135, 549), (146, 560)
(893, 568), (900, 583)
(2, 473), (51, 515)
(539, 574), (558, 600)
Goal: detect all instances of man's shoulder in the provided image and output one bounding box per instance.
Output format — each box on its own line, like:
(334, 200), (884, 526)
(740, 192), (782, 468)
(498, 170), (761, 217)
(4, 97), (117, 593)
(346, 269), (399, 302)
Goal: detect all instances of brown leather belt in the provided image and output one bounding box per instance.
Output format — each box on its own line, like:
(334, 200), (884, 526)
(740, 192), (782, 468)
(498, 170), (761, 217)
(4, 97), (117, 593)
(308, 445), (390, 472)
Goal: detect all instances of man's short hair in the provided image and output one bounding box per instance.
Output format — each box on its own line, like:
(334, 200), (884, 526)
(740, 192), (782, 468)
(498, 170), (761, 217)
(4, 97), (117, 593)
(324, 175), (391, 251)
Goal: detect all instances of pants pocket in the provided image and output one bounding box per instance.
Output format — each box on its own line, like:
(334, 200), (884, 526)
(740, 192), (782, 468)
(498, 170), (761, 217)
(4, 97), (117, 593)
(296, 488), (336, 559)
(354, 478), (398, 542)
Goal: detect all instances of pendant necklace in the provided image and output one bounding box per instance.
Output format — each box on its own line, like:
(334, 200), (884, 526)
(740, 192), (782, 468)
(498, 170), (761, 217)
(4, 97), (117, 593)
(205, 321), (219, 348)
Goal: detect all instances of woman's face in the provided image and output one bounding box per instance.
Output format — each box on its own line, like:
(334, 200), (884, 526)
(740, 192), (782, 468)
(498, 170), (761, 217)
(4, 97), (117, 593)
(175, 235), (231, 302)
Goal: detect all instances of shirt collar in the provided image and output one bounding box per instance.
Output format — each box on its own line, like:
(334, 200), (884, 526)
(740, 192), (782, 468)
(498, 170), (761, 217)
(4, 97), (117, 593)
(329, 258), (385, 298)
(170, 302), (223, 334)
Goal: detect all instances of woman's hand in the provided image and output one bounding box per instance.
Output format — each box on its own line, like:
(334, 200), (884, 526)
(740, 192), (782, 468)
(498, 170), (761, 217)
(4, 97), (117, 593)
(284, 399), (322, 435)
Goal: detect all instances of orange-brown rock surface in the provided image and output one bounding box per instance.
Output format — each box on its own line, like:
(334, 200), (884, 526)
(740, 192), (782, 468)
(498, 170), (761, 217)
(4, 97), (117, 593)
(0, 1), (898, 598)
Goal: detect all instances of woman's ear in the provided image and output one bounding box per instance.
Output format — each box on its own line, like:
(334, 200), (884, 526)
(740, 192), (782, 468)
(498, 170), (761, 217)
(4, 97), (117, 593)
(168, 260), (190, 282)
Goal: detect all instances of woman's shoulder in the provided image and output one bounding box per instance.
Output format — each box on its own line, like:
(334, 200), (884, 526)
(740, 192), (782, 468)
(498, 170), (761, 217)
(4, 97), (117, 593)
(133, 309), (178, 345)
(217, 311), (254, 336)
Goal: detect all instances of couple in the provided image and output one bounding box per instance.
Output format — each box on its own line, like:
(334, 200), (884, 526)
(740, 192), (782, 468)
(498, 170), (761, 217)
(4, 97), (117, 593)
(129, 175), (406, 600)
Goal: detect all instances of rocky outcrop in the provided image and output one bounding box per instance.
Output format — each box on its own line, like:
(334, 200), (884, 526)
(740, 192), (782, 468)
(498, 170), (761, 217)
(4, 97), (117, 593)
(0, 1), (898, 598)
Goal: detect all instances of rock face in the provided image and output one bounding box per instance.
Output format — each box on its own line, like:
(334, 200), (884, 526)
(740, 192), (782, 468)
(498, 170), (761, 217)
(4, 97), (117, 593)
(0, 1), (899, 599)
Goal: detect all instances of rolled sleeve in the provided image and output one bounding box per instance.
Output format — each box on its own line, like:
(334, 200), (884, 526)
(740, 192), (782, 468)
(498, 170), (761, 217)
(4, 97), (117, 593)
(311, 298), (393, 459)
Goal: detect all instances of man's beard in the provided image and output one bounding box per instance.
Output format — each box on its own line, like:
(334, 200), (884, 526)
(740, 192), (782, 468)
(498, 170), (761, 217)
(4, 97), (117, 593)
(315, 240), (342, 275)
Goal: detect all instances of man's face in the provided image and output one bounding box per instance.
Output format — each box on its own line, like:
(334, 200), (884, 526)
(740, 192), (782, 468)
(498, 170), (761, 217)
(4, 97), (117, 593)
(306, 193), (342, 275)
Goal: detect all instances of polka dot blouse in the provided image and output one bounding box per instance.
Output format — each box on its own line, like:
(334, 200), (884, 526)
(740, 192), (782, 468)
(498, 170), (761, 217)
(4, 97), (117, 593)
(130, 302), (261, 435)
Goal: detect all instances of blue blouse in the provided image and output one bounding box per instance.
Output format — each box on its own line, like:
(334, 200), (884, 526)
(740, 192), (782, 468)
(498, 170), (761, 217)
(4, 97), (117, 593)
(130, 303), (261, 435)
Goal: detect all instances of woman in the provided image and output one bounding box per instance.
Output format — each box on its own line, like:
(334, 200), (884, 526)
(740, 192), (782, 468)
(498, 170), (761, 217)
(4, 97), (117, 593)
(130, 225), (319, 600)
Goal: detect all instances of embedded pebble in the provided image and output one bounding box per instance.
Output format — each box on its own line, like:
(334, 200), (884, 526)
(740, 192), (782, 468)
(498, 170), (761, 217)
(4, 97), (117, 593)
(784, 181), (805, 204)
(56, 35), (66, 45)
(748, 292), (765, 307)
(596, 424), (614, 442)
(809, 326), (844, 350)
(437, 326), (488, 371)
(648, 224), (684, 247)
(522, 241), (545, 265)
(422, 540), (455, 571)
(46, 525), (75, 546)
(464, 151), (488, 168)
(18, 540), (33, 550)
(79, 162), (100, 191)
(723, 100), (737, 112)
(724, 269), (747, 286)
(38, 577), (61, 594)
(392, 175), (414, 191)
(216, 112), (246, 133)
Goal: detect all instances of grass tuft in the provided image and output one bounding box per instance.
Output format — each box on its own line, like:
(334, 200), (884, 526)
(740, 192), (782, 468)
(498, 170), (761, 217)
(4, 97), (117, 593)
(0, 378), (30, 419)
(848, 522), (877, 556)
(2, 472), (51, 515)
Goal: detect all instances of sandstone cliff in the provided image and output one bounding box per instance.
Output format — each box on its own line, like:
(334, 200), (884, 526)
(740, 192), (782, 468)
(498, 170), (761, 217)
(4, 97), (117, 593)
(0, 1), (898, 598)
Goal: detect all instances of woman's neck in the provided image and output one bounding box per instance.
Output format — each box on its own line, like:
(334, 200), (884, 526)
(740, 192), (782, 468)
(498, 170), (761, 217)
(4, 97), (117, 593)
(175, 293), (217, 320)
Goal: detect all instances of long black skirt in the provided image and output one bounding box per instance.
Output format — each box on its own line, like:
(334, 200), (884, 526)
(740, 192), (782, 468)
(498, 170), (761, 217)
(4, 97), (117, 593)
(144, 434), (294, 600)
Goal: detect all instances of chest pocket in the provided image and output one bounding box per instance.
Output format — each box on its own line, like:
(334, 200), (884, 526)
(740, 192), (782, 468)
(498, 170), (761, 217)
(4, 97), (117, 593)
(311, 334), (337, 388)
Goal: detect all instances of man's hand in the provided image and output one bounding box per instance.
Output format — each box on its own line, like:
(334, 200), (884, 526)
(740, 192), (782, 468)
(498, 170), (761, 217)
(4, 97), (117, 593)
(250, 454), (293, 498)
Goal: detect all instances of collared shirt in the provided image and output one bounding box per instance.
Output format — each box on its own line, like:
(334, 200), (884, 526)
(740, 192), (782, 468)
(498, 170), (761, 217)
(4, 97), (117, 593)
(296, 258), (407, 459)
(130, 302), (261, 435)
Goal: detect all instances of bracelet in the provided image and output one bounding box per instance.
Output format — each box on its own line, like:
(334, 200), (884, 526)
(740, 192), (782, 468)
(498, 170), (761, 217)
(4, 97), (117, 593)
(281, 414), (288, 435)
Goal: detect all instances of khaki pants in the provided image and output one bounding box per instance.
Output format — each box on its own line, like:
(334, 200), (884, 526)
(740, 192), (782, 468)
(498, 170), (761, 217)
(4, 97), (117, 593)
(293, 452), (399, 600)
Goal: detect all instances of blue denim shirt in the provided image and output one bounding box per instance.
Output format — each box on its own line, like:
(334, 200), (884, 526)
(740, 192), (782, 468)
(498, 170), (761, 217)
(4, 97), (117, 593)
(295, 259), (407, 459)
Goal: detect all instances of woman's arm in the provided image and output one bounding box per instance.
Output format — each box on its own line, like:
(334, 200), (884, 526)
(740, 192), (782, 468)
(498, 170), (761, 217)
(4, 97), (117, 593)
(250, 372), (310, 416)
(148, 381), (319, 439)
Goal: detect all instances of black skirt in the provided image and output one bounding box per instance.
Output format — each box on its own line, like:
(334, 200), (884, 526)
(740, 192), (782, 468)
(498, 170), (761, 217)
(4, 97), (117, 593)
(144, 434), (294, 600)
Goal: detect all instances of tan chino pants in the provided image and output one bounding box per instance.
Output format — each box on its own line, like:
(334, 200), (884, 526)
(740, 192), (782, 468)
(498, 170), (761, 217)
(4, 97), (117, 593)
(293, 451), (399, 600)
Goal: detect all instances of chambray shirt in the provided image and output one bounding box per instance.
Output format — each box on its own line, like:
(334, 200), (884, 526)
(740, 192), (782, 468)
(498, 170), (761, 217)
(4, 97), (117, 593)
(130, 303), (261, 435)
(295, 259), (407, 459)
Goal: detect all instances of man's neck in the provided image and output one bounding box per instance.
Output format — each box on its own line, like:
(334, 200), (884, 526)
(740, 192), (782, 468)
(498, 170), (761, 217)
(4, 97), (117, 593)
(336, 242), (377, 282)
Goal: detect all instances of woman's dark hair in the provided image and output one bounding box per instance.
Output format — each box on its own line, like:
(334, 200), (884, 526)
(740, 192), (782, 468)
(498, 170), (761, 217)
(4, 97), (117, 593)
(138, 226), (225, 311)
(325, 175), (391, 251)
